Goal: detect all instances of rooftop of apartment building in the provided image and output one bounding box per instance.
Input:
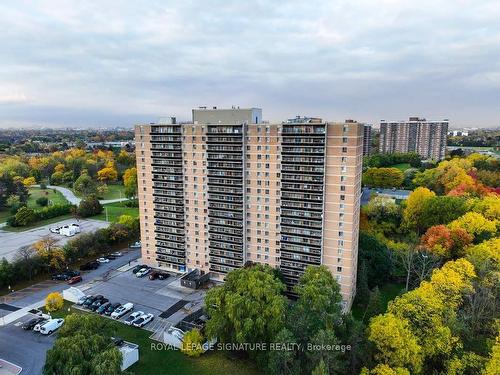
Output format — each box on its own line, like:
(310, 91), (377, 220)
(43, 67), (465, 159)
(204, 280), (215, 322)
(381, 117), (449, 123)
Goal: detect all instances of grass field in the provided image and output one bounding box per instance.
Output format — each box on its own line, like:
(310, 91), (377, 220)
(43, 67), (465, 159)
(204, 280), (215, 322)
(46, 302), (259, 375)
(0, 187), (70, 226)
(27, 187), (69, 208)
(93, 201), (139, 222)
(352, 282), (405, 321)
(98, 184), (126, 200)
(390, 163), (411, 171)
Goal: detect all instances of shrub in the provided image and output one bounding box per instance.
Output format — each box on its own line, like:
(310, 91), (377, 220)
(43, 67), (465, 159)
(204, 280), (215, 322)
(40, 182), (47, 190)
(36, 197), (49, 207)
(45, 292), (64, 312)
(36, 204), (74, 220)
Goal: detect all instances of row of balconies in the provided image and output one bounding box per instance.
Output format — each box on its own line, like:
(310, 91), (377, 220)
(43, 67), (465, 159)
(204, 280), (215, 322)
(150, 143), (182, 150)
(153, 181), (184, 190)
(281, 137), (325, 145)
(207, 178), (242, 187)
(281, 156), (325, 164)
(150, 126), (182, 134)
(208, 185), (243, 195)
(280, 208), (323, 220)
(281, 200), (323, 211)
(208, 201), (242, 212)
(153, 196), (183, 205)
(209, 256), (243, 268)
(155, 233), (185, 243)
(154, 204), (184, 213)
(280, 242), (321, 255)
(210, 240), (243, 252)
(281, 191), (323, 201)
(153, 211), (184, 221)
(153, 189), (184, 198)
(208, 194), (243, 203)
(207, 161), (243, 170)
(156, 255), (185, 266)
(209, 249), (244, 260)
(153, 224), (184, 235)
(207, 153), (243, 161)
(281, 173), (324, 184)
(281, 126), (326, 135)
(280, 234), (321, 247)
(209, 232), (242, 244)
(281, 182), (323, 193)
(281, 146), (325, 154)
(207, 145), (243, 152)
(208, 209), (243, 220)
(209, 217), (243, 228)
(280, 226), (322, 238)
(281, 217), (322, 228)
(156, 240), (184, 250)
(281, 164), (324, 173)
(151, 151), (182, 159)
(207, 169), (242, 178)
(155, 219), (184, 228)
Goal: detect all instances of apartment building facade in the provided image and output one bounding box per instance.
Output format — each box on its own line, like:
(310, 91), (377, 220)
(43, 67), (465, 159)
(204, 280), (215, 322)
(363, 124), (372, 156)
(379, 117), (448, 160)
(135, 109), (363, 308)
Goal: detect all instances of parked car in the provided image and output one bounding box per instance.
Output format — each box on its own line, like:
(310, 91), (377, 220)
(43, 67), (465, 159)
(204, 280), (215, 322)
(132, 264), (148, 274)
(96, 257), (110, 263)
(76, 295), (90, 305)
(104, 303), (121, 316)
(96, 302), (112, 315)
(149, 271), (169, 280)
(90, 298), (109, 311)
(136, 268), (151, 278)
(67, 275), (82, 284)
(111, 303), (134, 319)
(124, 311), (144, 325)
(106, 254), (117, 260)
(111, 252), (123, 257)
(112, 337), (124, 346)
(83, 295), (103, 308)
(33, 319), (49, 332)
(51, 270), (80, 281)
(22, 317), (45, 330)
(40, 319), (64, 335)
(49, 226), (61, 234)
(80, 261), (99, 271)
(130, 241), (141, 248)
(133, 313), (154, 328)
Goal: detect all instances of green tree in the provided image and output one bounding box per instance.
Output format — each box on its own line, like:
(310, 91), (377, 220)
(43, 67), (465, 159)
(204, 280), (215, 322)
(267, 328), (301, 375)
(123, 167), (138, 199)
(205, 264), (287, 346)
(311, 359), (328, 375)
(181, 328), (205, 357)
(73, 173), (98, 196)
(293, 265), (342, 334)
(363, 168), (404, 188)
(44, 314), (122, 375)
(403, 187), (436, 234)
(14, 206), (36, 226)
(363, 287), (384, 322)
(0, 258), (14, 288)
(306, 329), (344, 374)
(77, 195), (103, 217)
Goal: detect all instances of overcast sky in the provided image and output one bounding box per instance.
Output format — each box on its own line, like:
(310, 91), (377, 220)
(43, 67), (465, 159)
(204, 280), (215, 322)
(1, 0), (499, 128)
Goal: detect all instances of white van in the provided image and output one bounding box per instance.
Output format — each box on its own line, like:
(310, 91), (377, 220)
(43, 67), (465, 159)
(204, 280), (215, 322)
(40, 318), (64, 335)
(111, 303), (134, 319)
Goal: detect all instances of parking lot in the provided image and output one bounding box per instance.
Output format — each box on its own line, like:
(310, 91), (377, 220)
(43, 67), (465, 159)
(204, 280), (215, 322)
(75, 265), (207, 333)
(0, 314), (56, 375)
(0, 218), (109, 261)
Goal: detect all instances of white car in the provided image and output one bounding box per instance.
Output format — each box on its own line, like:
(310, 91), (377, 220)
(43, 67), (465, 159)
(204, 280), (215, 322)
(136, 268), (150, 278)
(111, 252), (123, 257)
(33, 319), (49, 332)
(130, 241), (141, 248)
(49, 226), (61, 234)
(111, 303), (134, 319)
(124, 311), (144, 325)
(96, 257), (110, 263)
(133, 313), (154, 328)
(40, 318), (64, 335)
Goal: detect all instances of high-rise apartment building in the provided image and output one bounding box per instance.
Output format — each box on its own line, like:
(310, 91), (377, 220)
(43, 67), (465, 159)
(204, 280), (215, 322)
(379, 117), (448, 160)
(363, 124), (372, 156)
(135, 108), (363, 308)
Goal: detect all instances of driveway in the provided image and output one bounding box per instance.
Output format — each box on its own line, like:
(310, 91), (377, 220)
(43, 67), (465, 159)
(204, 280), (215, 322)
(0, 218), (109, 262)
(33, 185), (129, 206)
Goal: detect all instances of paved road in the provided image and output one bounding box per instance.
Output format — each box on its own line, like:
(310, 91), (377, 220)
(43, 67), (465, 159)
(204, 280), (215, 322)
(0, 219), (109, 262)
(33, 185), (129, 205)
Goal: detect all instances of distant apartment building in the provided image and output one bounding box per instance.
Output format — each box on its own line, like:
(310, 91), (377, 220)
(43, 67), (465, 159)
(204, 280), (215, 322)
(379, 117), (448, 160)
(363, 124), (372, 156)
(135, 108), (363, 308)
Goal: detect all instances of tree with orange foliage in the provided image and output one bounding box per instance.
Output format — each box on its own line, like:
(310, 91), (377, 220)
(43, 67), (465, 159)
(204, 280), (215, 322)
(421, 225), (472, 259)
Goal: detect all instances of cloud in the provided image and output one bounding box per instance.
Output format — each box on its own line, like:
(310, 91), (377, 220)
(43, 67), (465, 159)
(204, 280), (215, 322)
(0, 0), (499, 127)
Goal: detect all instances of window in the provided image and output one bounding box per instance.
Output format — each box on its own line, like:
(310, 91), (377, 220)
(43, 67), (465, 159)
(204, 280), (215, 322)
(342, 147), (347, 153)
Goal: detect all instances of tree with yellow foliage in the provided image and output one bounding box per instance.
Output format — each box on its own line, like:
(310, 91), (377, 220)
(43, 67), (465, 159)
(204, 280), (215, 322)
(22, 176), (36, 187)
(448, 212), (497, 242)
(483, 334), (500, 375)
(33, 235), (66, 271)
(403, 187), (436, 234)
(45, 291), (64, 312)
(97, 161), (118, 182)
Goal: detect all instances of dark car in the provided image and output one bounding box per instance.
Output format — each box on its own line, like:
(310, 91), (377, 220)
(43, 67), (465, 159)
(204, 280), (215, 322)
(64, 270), (80, 278)
(90, 298), (109, 311)
(112, 337), (124, 346)
(67, 275), (82, 284)
(97, 302), (112, 314)
(106, 254), (117, 260)
(104, 303), (121, 316)
(22, 317), (45, 330)
(51, 273), (70, 281)
(83, 295), (103, 308)
(79, 261), (100, 271)
(132, 265), (148, 274)
(149, 271), (169, 280)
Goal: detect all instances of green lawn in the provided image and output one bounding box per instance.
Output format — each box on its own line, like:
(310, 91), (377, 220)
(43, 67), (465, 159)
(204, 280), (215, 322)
(0, 187), (71, 227)
(390, 163), (411, 171)
(27, 187), (69, 208)
(93, 201), (139, 222)
(352, 282), (405, 321)
(46, 302), (259, 375)
(73, 183), (126, 200)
